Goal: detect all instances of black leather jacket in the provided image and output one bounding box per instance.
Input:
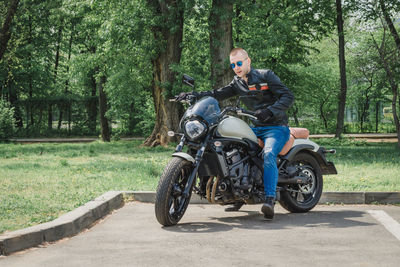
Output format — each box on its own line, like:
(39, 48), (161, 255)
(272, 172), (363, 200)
(203, 68), (294, 127)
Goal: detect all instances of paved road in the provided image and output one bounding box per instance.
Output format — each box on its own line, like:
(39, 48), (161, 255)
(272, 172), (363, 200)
(1, 203), (400, 267)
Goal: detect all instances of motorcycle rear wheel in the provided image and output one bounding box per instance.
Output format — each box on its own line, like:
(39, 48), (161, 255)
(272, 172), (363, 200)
(279, 152), (323, 213)
(155, 157), (194, 226)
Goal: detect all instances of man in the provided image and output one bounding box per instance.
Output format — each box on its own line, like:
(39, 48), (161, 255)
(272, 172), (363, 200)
(178, 48), (294, 219)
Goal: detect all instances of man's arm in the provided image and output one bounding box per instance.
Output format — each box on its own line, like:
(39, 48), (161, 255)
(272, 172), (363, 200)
(212, 79), (237, 101)
(263, 70), (294, 118)
(177, 79), (237, 101)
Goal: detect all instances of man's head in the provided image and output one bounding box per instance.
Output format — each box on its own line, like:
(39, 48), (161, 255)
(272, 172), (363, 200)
(230, 48), (251, 78)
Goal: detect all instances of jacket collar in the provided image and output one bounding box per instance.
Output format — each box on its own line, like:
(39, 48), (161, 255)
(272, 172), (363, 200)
(234, 67), (255, 82)
(246, 67), (256, 79)
(245, 67), (256, 84)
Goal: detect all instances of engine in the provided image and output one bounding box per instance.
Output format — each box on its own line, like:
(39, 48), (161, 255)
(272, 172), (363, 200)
(205, 145), (264, 204)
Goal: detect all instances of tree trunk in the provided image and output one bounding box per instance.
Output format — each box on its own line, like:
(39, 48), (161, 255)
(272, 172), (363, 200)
(88, 70), (98, 133)
(47, 22), (63, 133)
(0, 0), (19, 60)
(8, 78), (23, 128)
(143, 0), (184, 147)
(379, 0), (400, 55)
(209, 0), (234, 108)
(48, 105), (52, 131)
(128, 101), (135, 133)
(98, 75), (110, 142)
(375, 101), (379, 133)
(28, 83), (34, 128)
(28, 15), (34, 128)
(59, 25), (74, 131)
(209, 0), (234, 90)
(320, 102), (328, 130)
(292, 104), (299, 127)
(371, 34), (400, 148)
(334, 0), (348, 138)
(6, 57), (22, 127)
(360, 90), (371, 133)
(54, 23), (63, 80)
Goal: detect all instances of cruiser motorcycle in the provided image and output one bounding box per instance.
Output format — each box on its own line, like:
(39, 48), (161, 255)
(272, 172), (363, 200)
(155, 74), (337, 226)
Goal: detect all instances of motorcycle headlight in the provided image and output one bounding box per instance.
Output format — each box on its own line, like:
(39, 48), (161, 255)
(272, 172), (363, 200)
(184, 120), (206, 140)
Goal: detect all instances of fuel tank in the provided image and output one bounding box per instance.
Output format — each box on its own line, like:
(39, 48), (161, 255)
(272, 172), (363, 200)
(216, 116), (258, 143)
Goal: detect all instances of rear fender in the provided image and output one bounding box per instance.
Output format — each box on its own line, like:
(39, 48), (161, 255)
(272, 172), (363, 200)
(282, 140), (337, 175)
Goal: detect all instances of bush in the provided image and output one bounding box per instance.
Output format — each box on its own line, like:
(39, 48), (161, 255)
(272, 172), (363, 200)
(0, 100), (16, 140)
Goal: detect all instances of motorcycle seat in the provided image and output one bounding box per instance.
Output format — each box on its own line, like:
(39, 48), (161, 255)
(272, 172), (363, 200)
(257, 127), (310, 156)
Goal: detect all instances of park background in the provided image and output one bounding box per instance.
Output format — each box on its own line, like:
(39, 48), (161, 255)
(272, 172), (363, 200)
(0, 0), (400, 145)
(0, 0), (400, 234)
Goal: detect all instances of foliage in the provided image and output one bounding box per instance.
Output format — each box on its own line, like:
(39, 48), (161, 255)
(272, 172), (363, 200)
(0, 0), (399, 140)
(0, 99), (15, 139)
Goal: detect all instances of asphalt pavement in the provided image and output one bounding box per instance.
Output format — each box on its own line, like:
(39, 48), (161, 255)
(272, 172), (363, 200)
(1, 202), (400, 267)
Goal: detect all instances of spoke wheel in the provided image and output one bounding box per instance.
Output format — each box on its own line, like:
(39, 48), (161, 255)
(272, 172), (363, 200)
(279, 152), (323, 213)
(155, 157), (194, 226)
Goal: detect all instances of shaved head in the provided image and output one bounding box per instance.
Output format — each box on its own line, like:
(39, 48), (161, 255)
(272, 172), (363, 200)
(230, 48), (249, 58)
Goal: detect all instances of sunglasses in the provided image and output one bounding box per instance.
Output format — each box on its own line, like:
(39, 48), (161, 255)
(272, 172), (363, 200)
(230, 58), (247, 69)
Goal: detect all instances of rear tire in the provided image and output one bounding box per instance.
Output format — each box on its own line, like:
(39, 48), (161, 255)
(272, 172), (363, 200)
(279, 152), (323, 213)
(155, 157), (194, 226)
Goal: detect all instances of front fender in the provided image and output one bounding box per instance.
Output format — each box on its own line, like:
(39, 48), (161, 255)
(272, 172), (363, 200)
(172, 152), (195, 164)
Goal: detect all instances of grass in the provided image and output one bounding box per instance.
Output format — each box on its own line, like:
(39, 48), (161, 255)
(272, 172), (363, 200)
(312, 138), (400, 191)
(0, 139), (399, 234)
(0, 141), (173, 234)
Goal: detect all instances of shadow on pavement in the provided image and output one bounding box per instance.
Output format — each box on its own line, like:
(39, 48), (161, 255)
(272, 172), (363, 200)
(163, 209), (376, 233)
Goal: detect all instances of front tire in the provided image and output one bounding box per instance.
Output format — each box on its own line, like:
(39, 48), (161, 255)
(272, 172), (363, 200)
(279, 152), (323, 213)
(155, 157), (194, 226)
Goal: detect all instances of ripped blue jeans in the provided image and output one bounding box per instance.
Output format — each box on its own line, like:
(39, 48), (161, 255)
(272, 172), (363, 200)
(251, 125), (290, 199)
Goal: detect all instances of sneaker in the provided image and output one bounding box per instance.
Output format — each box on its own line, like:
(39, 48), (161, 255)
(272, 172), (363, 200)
(261, 197), (275, 220)
(224, 202), (244, 212)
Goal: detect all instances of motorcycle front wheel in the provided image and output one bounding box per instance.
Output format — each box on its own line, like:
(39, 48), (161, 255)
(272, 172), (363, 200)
(279, 152), (323, 213)
(155, 157), (194, 226)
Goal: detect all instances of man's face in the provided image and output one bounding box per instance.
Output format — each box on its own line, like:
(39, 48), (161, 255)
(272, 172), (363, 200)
(230, 52), (251, 78)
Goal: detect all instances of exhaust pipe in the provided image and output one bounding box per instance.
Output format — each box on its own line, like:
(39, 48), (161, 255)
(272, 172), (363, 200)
(278, 176), (309, 185)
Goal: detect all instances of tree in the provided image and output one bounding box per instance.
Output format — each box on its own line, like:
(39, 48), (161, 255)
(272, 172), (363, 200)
(0, 0), (19, 60)
(356, 0), (400, 146)
(371, 30), (400, 147)
(209, 0), (233, 89)
(379, 0), (400, 55)
(334, 0), (348, 138)
(142, 0), (185, 147)
(291, 37), (339, 133)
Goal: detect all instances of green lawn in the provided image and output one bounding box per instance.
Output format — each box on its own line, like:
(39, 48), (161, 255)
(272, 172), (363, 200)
(0, 139), (399, 234)
(0, 141), (172, 234)
(314, 139), (400, 191)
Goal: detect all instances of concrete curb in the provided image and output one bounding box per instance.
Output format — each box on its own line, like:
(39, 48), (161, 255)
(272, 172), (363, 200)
(1, 191), (399, 256)
(0, 191), (125, 256)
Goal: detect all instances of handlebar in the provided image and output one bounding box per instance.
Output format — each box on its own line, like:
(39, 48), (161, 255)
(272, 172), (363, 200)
(170, 94), (197, 104)
(171, 95), (258, 121)
(221, 107), (257, 120)
(237, 109), (257, 120)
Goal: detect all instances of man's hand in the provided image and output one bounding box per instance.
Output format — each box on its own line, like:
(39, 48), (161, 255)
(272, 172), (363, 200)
(176, 92), (193, 101)
(254, 108), (273, 122)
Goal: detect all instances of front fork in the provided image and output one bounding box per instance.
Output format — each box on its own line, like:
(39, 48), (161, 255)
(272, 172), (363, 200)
(181, 135), (210, 198)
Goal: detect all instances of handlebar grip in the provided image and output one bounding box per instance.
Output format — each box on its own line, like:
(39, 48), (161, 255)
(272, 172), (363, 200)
(236, 109), (257, 120)
(242, 110), (255, 116)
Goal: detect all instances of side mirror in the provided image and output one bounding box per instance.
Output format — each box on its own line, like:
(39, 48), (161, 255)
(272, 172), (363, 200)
(182, 74), (195, 88)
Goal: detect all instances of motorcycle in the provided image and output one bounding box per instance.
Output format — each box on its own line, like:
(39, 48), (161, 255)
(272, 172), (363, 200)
(155, 74), (337, 226)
